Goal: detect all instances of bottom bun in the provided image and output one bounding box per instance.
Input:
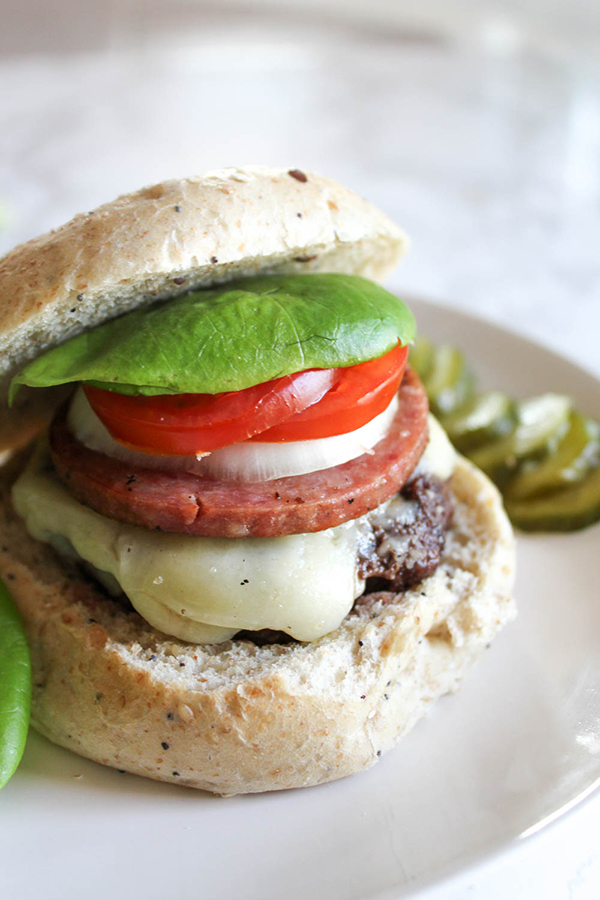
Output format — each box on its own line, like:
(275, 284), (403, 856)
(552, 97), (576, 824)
(0, 455), (515, 795)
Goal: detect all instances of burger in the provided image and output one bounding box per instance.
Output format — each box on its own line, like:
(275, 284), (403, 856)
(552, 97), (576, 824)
(0, 167), (515, 794)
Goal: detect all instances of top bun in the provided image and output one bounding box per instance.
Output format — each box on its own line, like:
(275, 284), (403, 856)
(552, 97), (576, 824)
(0, 166), (408, 451)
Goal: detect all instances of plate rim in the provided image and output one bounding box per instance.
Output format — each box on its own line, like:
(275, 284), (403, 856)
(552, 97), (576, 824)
(4, 295), (600, 900)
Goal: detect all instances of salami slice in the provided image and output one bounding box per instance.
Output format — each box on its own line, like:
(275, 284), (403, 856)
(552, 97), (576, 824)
(49, 368), (429, 538)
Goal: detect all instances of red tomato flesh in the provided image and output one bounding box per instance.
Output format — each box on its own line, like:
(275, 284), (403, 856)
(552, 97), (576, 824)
(84, 368), (337, 455)
(83, 344), (407, 456)
(255, 344), (407, 442)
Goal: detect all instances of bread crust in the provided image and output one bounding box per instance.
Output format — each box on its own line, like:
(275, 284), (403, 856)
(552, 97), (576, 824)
(0, 167), (407, 450)
(0, 454), (515, 795)
(0, 168), (514, 794)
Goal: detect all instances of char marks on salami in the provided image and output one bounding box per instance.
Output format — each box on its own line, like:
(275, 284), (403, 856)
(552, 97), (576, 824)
(49, 368), (429, 538)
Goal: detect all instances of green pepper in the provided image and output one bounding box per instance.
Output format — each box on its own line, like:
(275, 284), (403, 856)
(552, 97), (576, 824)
(0, 577), (31, 789)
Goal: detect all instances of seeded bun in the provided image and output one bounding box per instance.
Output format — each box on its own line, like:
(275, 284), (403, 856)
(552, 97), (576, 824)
(0, 167), (407, 451)
(0, 168), (515, 796)
(0, 453), (515, 795)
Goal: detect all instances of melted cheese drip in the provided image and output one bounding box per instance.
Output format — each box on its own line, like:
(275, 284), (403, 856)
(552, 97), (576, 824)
(11, 417), (455, 645)
(414, 414), (456, 481)
(12, 444), (367, 643)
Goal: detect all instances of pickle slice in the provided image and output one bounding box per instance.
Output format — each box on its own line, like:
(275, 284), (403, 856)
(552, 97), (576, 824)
(441, 391), (515, 452)
(467, 394), (572, 486)
(409, 337), (434, 381)
(505, 412), (600, 499)
(422, 345), (474, 418)
(410, 332), (600, 533)
(505, 463), (600, 532)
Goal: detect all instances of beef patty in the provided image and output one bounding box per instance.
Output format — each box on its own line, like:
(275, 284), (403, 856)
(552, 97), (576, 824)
(241, 473), (453, 645)
(358, 473), (452, 593)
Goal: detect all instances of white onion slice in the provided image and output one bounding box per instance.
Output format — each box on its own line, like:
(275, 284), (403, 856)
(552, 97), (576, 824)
(198, 398), (399, 480)
(67, 387), (399, 482)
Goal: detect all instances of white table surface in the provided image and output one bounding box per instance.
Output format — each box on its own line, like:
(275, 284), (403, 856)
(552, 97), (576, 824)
(0, 23), (599, 899)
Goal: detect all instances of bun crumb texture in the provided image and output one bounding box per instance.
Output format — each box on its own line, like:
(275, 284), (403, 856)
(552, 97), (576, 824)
(0, 167), (407, 451)
(0, 166), (514, 794)
(0, 455), (515, 795)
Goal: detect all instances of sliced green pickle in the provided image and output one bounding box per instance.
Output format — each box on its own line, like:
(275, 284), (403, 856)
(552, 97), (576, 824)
(412, 332), (600, 532)
(505, 412), (600, 499)
(505, 463), (600, 532)
(409, 337), (434, 381)
(441, 391), (516, 452)
(467, 394), (572, 486)
(422, 345), (474, 418)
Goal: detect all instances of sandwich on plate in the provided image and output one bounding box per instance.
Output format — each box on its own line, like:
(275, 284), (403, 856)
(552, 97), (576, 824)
(0, 167), (515, 794)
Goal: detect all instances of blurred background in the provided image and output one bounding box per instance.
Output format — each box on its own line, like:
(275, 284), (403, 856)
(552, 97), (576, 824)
(0, 0), (599, 368)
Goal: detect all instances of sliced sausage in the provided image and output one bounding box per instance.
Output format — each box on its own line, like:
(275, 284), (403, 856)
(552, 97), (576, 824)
(49, 368), (429, 538)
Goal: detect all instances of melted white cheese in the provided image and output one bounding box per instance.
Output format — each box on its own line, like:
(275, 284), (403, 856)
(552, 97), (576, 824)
(415, 414), (456, 481)
(12, 444), (367, 643)
(12, 416), (455, 646)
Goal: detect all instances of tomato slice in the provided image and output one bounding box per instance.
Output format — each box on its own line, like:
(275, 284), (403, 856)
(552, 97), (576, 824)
(253, 343), (408, 442)
(83, 368), (337, 455)
(83, 344), (407, 456)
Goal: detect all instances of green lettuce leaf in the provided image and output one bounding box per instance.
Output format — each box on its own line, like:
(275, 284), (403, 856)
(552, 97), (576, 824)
(10, 274), (415, 398)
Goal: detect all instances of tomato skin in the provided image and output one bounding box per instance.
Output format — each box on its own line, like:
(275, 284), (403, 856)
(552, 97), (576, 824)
(253, 344), (408, 442)
(83, 344), (407, 456)
(84, 367), (337, 455)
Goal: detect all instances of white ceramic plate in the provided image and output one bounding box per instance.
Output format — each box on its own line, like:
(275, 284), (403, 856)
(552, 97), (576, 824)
(2, 299), (600, 900)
